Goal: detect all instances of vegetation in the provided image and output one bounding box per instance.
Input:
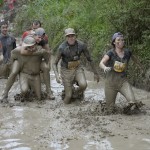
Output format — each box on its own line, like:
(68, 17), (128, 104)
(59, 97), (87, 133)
(11, 0), (150, 89)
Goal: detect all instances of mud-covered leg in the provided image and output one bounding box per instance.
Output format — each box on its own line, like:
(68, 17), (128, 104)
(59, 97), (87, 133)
(1, 60), (20, 101)
(19, 73), (29, 97)
(74, 68), (87, 100)
(120, 81), (136, 104)
(120, 81), (138, 114)
(63, 85), (73, 104)
(105, 83), (118, 113)
(40, 61), (55, 100)
(31, 75), (41, 100)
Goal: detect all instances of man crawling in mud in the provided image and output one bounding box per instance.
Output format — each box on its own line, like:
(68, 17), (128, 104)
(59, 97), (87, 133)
(1, 36), (49, 103)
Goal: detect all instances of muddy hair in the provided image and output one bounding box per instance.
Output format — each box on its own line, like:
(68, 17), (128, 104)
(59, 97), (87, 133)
(32, 20), (42, 27)
(111, 39), (116, 48)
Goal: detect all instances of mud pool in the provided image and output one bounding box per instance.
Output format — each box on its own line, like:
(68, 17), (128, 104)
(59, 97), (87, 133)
(0, 70), (150, 150)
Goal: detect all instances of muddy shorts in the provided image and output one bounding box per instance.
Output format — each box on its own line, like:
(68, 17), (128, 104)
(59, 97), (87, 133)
(61, 66), (85, 87)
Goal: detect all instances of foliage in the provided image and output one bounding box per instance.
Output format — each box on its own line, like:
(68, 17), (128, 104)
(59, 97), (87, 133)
(13, 0), (150, 88)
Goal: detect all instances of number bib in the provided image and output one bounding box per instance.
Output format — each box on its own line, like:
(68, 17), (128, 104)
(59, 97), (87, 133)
(113, 61), (126, 72)
(68, 60), (80, 70)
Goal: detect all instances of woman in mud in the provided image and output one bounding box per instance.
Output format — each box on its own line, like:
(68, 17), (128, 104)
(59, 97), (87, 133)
(99, 32), (142, 113)
(53, 28), (99, 104)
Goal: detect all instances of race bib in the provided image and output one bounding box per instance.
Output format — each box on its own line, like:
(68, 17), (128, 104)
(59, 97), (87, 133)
(113, 61), (126, 72)
(68, 60), (80, 70)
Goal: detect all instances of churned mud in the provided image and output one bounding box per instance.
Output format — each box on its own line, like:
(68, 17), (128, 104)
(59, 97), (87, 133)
(0, 70), (150, 150)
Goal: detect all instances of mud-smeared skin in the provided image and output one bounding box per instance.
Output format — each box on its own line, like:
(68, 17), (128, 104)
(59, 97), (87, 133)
(0, 70), (150, 150)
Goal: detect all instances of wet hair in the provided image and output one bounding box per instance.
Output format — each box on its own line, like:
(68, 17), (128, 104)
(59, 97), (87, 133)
(0, 21), (8, 28)
(111, 32), (123, 47)
(32, 20), (42, 27)
(111, 39), (116, 48)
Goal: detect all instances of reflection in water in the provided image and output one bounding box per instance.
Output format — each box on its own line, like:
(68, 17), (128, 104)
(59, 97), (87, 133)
(50, 141), (69, 150)
(49, 139), (113, 150)
(83, 139), (113, 150)
(0, 139), (31, 150)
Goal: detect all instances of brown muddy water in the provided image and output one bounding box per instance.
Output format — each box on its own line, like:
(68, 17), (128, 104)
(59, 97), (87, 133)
(0, 70), (150, 150)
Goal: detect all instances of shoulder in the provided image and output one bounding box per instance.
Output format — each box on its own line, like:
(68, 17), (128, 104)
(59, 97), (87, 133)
(106, 49), (114, 56)
(76, 40), (84, 45)
(38, 40), (46, 47)
(58, 41), (67, 50)
(43, 34), (48, 43)
(0, 34), (2, 39)
(11, 47), (21, 53)
(76, 40), (86, 48)
(10, 35), (16, 41)
(124, 48), (132, 56)
(22, 31), (29, 40)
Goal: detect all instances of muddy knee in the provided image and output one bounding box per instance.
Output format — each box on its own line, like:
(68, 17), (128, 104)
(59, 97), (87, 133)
(78, 81), (87, 91)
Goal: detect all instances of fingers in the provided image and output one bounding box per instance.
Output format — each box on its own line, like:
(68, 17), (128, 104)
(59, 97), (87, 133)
(104, 67), (111, 73)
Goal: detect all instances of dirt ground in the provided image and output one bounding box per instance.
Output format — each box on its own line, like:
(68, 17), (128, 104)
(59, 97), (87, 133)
(0, 70), (150, 150)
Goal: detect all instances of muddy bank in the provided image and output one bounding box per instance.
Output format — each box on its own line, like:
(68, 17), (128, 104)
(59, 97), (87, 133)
(0, 70), (150, 150)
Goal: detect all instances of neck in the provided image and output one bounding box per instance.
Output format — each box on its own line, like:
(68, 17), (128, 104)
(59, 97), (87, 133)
(1, 33), (7, 36)
(115, 47), (123, 52)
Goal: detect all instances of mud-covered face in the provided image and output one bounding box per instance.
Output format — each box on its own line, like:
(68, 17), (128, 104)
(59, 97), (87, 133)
(26, 45), (36, 52)
(1, 24), (8, 35)
(114, 36), (125, 49)
(34, 35), (42, 43)
(66, 34), (76, 45)
(32, 23), (40, 30)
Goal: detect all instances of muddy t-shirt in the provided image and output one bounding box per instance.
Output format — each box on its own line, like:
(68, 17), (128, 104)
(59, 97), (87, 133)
(106, 48), (132, 74)
(57, 40), (92, 68)
(0, 34), (16, 63)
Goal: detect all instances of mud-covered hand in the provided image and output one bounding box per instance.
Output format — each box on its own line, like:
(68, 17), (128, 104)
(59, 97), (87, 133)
(104, 67), (111, 73)
(94, 74), (100, 83)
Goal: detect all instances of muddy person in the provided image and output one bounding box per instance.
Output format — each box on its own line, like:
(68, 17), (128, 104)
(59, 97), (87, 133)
(1, 36), (49, 102)
(0, 21), (16, 78)
(53, 28), (99, 104)
(1, 27), (55, 100)
(99, 32), (143, 114)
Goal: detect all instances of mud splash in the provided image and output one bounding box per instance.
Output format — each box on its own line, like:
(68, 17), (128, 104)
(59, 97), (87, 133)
(0, 70), (150, 150)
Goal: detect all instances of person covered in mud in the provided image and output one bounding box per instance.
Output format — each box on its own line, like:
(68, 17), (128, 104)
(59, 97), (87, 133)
(0, 20), (16, 78)
(53, 28), (100, 104)
(21, 20), (48, 43)
(99, 32), (143, 114)
(1, 36), (49, 102)
(22, 20), (42, 40)
(0, 28), (55, 100)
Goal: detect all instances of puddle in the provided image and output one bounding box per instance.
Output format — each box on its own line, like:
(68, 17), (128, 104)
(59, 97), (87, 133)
(0, 70), (150, 150)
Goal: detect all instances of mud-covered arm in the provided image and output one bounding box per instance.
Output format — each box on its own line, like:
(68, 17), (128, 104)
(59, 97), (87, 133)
(20, 46), (34, 55)
(52, 50), (62, 83)
(11, 48), (20, 61)
(83, 44), (99, 82)
(42, 49), (50, 64)
(83, 44), (98, 75)
(99, 54), (112, 73)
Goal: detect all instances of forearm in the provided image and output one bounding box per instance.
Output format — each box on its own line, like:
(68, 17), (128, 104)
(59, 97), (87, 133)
(52, 55), (61, 77)
(99, 61), (106, 70)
